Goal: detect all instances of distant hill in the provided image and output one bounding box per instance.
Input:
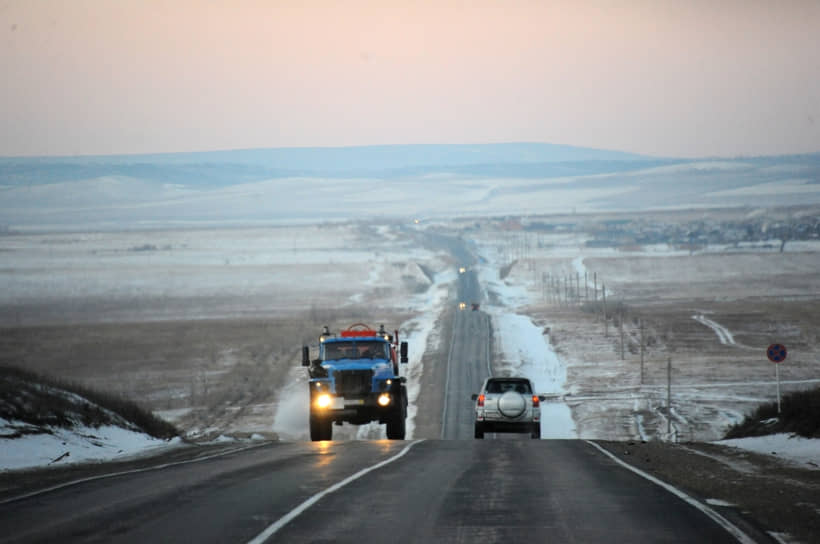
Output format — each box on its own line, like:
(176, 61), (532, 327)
(0, 143), (661, 187)
(1, 144), (819, 230)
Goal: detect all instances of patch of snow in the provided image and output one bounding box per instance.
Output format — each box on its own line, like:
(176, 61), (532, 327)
(692, 314), (736, 345)
(477, 243), (577, 439)
(715, 433), (820, 470)
(705, 498), (736, 507)
(708, 179), (820, 198)
(153, 408), (194, 423)
(0, 418), (180, 471)
(768, 531), (794, 544)
(634, 402), (649, 442)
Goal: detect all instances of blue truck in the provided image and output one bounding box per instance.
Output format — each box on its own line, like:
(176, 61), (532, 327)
(302, 323), (409, 441)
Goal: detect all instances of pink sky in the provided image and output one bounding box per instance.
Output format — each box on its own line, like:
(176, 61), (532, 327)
(1, 0), (818, 157)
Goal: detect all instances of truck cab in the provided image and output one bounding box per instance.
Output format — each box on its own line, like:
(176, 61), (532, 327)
(302, 324), (408, 441)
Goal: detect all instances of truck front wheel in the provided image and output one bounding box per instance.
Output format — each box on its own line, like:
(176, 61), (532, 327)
(386, 413), (405, 439)
(310, 416), (332, 441)
(386, 387), (407, 440)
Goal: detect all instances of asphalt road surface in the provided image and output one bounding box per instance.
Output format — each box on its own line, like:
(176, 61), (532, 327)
(0, 234), (764, 543)
(1, 439), (754, 543)
(441, 267), (491, 440)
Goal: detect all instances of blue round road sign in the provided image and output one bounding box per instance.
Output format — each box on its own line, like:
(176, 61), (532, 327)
(767, 343), (787, 363)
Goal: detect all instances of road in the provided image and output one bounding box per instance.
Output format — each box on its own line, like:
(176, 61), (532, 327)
(1, 439), (752, 543)
(0, 234), (765, 543)
(439, 261), (493, 438)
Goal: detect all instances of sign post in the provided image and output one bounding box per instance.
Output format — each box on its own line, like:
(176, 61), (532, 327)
(766, 343), (787, 413)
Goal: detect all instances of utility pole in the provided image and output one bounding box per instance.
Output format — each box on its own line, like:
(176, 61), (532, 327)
(639, 319), (645, 385)
(564, 276), (569, 307)
(593, 272), (598, 302)
(542, 272), (547, 301)
(666, 356), (672, 439)
(576, 271), (580, 305)
(619, 310), (625, 360)
(602, 284), (608, 336)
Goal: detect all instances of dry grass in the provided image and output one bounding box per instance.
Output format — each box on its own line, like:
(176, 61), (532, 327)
(725, 387), (820, 439)
(0, 365), (178, 438)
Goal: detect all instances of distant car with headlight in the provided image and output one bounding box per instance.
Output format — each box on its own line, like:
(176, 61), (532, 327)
(471, 377), (544, 439)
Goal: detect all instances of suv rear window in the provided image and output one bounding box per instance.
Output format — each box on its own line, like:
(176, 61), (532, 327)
(486, 380), (531, 394)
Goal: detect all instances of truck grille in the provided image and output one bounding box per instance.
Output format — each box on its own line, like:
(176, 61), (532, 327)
(333, 369), (373, 396)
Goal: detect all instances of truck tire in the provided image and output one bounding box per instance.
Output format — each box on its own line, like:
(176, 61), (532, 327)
(386, 412), (405, 439)
(474, 422), (484, 439)
(386, 387), (407, 440)
(310, 416), (332, 441)
(530, 423), (541, 439)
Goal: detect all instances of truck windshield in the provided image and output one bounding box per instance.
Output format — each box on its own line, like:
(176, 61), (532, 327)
(323, 341), (388, 361)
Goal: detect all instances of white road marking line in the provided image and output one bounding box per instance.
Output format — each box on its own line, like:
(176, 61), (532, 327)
(247, 440), (424, 544)
(585, 440), (756, 544)
(0, 442), (270, 506)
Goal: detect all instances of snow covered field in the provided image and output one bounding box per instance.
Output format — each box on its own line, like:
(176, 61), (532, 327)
(0, 224), (439, 325)
(2, 213), (819, 471)
(463, 222), (819, 466)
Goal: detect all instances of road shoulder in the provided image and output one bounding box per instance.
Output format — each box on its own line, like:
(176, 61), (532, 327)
(595, 440), (820, 544)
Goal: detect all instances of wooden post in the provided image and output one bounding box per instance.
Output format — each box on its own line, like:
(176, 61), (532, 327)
(640, 319), (645, 385)
(542, 272), (546, 301)
(667, 356), (672, 439)
(576, 271), (580, 305)
(564, 276), (569, 306)
(619, 310), (625, 360)
(593, 272), (598, 302)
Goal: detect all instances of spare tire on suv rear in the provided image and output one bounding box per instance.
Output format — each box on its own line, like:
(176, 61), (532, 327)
(497, 391), (526, 418)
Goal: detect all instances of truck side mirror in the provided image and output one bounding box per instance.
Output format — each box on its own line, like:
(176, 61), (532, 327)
(400, 341), (408, 363)
(301, 346), (310, 367)
(471, 394), (478, 400)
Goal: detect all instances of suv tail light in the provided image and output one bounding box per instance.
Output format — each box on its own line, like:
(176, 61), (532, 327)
(477, 394), (485, 407)
(532, 395), (540, 407)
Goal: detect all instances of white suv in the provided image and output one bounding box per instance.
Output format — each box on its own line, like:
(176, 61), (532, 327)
(472, 377), (543, 439)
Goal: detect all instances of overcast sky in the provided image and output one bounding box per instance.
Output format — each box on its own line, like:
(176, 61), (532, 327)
(2, 0), (818, 158)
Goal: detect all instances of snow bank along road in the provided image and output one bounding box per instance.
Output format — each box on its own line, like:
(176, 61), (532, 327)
(0, 439), (766, 543)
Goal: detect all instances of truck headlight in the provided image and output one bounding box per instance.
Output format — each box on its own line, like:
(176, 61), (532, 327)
(316, 394), (332, 409)
(377, 394), (391, 407)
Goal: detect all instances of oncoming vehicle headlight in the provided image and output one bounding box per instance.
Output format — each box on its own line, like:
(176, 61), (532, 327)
(316, 394), (332, 409)
(377, 393), (391, 407)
